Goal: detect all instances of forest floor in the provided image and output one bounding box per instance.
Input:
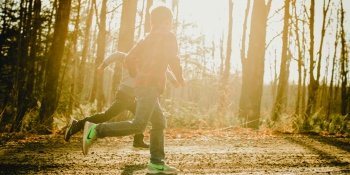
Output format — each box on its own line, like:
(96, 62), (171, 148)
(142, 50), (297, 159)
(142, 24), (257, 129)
(0, 128), (350, 175)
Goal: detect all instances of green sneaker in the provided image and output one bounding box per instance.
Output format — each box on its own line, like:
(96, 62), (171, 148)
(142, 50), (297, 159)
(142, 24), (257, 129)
(82, 121), (97, 155)
(147, 163), (179, 174)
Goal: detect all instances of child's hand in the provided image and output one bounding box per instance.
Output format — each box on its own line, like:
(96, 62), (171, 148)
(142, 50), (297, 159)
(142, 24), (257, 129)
(177, 78), (185, 87)
(97, 64), (104, 73)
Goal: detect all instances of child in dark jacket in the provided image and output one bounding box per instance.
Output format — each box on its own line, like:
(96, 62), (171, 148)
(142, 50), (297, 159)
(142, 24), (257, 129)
(64, 52), (148, 148)
(82, 6), (184, 174)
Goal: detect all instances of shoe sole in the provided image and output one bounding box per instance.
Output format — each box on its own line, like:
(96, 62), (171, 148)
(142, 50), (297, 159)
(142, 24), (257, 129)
(82, 122), (93, 155)
(147, 169), (178, 175)
(132, 146), (148, 151)
(147, 166), (179, 175)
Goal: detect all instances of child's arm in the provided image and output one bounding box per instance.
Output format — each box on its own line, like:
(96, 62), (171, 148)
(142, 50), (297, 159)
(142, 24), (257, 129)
(166, 68), (180, 87)
(167, 35), (185, 86)
(168, 56), (184, 86)
(98, 51), (126, 70)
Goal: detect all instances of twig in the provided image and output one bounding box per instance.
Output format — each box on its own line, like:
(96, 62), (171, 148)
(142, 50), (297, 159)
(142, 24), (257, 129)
(268, 5), (285, 21)
(107, 3), (122, 14)
(265, 31), (283, 50)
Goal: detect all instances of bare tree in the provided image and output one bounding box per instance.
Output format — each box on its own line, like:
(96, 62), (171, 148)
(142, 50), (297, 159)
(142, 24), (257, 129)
(271, 0), (291, 123)
(111, 0), (138, 97)
(38, 0), (71, 132)
(292, 0), (304, 117)
(217, 0), (234, 120)
(137, 0), (146, 39)
(67, 0), (81, 114)
(239, 0), (272, 128)
(172, 0), (179, 33)
(327, 10), (339, 118)
(305, 0), (316, 126)
(305, 0), (331, 128)
(144, 0), (153, 34)
(219, 33), (225, 76)
(26, 0), (41, 105)
(340, 0), (348, 116)
(316, 0), (330, 85)
(11, 0), (44, 131)
(77, 0), (94, 98)
(300, 7), (308, 116)
(36, 0), (57, 96)
(240, 0), (250, 65)
(90, 0), (108, 111)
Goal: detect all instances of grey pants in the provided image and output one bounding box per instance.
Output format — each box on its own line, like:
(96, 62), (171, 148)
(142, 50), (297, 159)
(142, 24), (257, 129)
(75, 90), (144, 144)
(95, 87), (166, 165)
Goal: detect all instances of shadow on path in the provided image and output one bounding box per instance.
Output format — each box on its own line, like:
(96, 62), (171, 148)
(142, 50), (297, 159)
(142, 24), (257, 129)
(120, 164), (177, 175)
(286, 136), (349, 167)
(307, 135), (350, 153)
(121, 164), (146, 175)
(0, 163), (67, 174)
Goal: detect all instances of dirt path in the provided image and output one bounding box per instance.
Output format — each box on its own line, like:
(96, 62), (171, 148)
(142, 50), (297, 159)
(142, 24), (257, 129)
(0, 129), (350, 174)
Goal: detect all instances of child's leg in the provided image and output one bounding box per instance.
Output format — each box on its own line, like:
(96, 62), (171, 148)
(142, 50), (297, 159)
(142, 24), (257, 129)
(125, 98), (149, 147)
(94, 87), (158, 138)
(65, 91), (134, 141)
(149, 102), (166, 165)
(146, 102), (179, 174)
(133, 133), (148, 148)
(77, 91), (134, 129)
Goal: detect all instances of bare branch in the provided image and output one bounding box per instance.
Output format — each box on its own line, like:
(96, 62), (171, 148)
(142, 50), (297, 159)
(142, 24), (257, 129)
(303, 5), (310, 20)
(265, 31), (283, 50)
(240, 0), (251, 64)
(107, 3), (122, 14)
(268, 5), (285, 21)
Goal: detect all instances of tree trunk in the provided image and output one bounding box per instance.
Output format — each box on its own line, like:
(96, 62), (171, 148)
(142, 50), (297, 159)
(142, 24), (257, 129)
(68, 0), (81, 114)
(144, 0), (153, 34)
(12, 0), (37, 131)
(305, 0), (316, 126)
(5, 0), (27, 131)
(239, 0), (272, 129)
(38, 0), (71, 133)
(300, 9), (308, 115)
(316, 0), (330, 84)
(293, 0), (303, 117)
(219, 33), (224, 76)
(36, 0), (57, 98)
(137, 0), (146, 39)
(240, 0), (250, 65)
(327, 7), (340, 119)
(43, 0), (57, 55)
(271, 0), (291, 123)
(90, 0), (107, 112)
(172, 0), (179, 33)
(26, 0), (41, 106)
(77, 0), (94, 99)
(30, 0), (42, 88)
(217, 0), (234, 119)
(111, 0), (137, 96)
(305, 0), (330, 128)
(270, 50), (278, 100)
(314, 0), (330, 115)
(340, 1), (348, 116)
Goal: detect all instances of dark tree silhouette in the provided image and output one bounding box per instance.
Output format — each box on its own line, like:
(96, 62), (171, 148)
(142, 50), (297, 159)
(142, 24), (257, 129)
(90, 0), (107, 111)
(39, 0), (72, 132)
